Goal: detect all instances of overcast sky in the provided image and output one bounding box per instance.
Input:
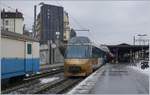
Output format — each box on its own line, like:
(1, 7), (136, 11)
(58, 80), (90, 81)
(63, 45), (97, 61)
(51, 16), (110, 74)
(1, 0), (150, 45)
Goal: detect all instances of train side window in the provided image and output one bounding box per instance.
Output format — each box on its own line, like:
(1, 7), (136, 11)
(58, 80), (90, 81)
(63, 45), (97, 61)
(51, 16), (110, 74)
(27, 44), (32, 54)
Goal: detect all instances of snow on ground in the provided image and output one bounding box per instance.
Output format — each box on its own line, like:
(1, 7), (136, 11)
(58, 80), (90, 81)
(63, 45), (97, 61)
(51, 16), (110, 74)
(131, 66), (149, 76)
(52, 68), (56, 71)
(36, 72), (41, 74)
(129, 61), (150, 76)
(40, 77), (59, 84)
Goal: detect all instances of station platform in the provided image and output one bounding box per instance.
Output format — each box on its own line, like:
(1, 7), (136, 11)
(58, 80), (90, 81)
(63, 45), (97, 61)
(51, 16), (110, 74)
(68, 63), (149, 94)
(40, 63), (64, 71)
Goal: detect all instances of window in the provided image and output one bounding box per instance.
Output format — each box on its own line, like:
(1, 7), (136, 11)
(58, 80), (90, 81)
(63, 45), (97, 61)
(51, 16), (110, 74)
(5, 20), (8, 25)
(27, 44), (32, 54)
(5, 28), (8, 31)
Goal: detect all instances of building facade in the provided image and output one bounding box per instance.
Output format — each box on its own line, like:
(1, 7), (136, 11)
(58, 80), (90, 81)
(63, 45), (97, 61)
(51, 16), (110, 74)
(36, 4), (64, 44)
(63, 11), (71, 42)
(1, 9), (24, 34)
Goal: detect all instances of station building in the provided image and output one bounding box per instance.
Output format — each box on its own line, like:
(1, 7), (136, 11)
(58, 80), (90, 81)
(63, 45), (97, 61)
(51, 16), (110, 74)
(107, 43), (149, 63)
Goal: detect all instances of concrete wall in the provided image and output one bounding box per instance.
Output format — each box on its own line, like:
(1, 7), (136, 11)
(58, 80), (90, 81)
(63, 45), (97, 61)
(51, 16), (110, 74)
(40, 44), (64, 64)
(40, 44), (49, 64)
(54, 47), (64, 63)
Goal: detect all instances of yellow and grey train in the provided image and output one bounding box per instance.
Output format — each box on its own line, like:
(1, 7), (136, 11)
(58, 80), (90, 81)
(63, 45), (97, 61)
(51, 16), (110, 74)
(64, 36), (112, 77)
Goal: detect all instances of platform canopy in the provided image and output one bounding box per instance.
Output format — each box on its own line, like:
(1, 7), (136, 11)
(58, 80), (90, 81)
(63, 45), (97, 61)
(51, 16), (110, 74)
(106, 43), (149, 53)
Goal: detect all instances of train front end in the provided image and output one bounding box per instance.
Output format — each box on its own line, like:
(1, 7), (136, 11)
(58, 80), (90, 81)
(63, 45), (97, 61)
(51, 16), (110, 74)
(64, 37), (92, 77)
(64, 59), (92, 77)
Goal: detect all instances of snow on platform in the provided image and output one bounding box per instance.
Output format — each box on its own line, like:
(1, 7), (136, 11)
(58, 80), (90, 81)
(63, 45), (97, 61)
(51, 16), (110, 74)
(90, 63), (149, 94)
(67, 66), (106, 94)
(68, 63), (149, 94)
(129, 62), (150, 76)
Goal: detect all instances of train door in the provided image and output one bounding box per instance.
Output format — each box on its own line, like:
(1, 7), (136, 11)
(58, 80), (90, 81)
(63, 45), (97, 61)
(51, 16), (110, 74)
(25, 41), (33, 73)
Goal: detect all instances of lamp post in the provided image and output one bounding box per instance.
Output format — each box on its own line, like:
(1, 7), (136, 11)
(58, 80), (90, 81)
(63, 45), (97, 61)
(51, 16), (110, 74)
(137, 34), (147, 45)
(134, 34), (149, 45)
(133, 34), (148, 61)
(137, 34), (148, 60)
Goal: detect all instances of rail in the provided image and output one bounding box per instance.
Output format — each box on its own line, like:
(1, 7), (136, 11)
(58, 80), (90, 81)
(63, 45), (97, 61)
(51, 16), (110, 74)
(2, 67), (64, 94)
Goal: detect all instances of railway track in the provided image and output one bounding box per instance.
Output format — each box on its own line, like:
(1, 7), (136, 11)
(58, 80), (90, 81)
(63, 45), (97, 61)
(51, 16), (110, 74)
(2, 64), (105, 94)
(2, 67), (64, 94)
(2, 75), (83, 94)
(25, 67), (64, 80)
(34, 78), (83, 94)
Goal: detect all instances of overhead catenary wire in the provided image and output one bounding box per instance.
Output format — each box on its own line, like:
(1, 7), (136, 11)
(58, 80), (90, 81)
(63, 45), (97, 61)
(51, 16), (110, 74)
(54, 0), (99, 44)
(1, 1), (101, 44)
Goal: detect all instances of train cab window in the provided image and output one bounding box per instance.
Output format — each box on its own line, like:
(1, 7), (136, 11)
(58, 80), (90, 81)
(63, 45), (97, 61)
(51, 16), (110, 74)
(27, 44), (32, 54)
(65, 45), (91, 58)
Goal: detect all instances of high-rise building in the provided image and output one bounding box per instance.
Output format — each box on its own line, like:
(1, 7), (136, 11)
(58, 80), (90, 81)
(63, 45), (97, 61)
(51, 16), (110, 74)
(36, 4), (64, 44)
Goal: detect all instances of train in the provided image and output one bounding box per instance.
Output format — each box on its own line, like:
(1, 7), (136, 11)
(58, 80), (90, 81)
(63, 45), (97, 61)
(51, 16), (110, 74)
(64, 36), (113, 77)
(1, 31), (40, 83)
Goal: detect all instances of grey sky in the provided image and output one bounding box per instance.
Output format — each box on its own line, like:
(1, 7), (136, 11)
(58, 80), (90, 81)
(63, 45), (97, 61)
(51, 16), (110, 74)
(1, 0), (150, 45)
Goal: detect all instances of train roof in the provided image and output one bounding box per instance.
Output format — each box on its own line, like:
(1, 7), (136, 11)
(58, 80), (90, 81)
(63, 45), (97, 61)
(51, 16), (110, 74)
(98, 45), (114, 57)
(91, 43), (111, 54)
(99, 45), (110, 53)
(68, 36), (91, 45)
(1, 30), (39, 42)
(67, 36), (111, 54)
(67, 36), (113, 56)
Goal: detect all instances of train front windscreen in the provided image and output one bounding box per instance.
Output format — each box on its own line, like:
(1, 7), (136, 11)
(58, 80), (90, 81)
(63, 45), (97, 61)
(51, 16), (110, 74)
(65, 45), (91, 59)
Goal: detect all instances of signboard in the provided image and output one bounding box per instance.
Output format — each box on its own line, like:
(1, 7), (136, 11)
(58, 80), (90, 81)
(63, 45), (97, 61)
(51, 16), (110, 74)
(51, 43), (56, 48)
